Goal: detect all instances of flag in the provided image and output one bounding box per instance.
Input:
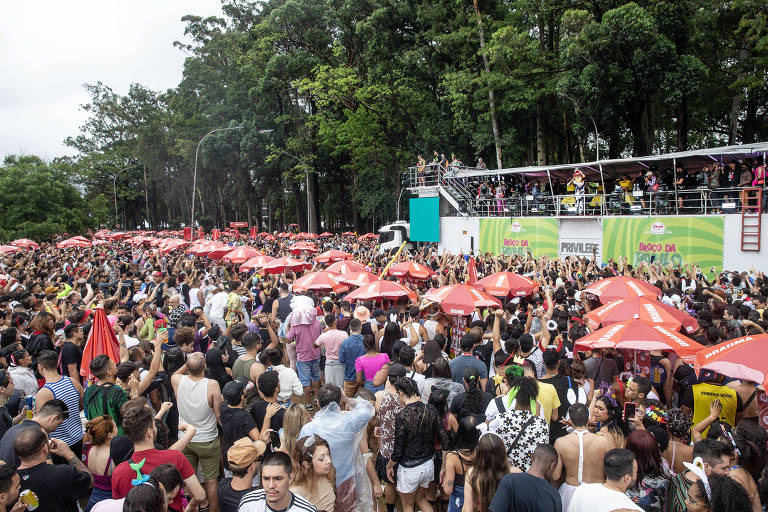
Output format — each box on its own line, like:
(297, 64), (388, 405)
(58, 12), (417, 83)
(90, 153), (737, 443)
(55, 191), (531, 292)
(80, 307), (120, 382)
(468, 256), (478, 284)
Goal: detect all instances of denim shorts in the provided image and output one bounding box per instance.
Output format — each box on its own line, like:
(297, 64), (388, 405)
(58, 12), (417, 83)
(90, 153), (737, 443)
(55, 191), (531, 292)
(296, 358), (321, 386)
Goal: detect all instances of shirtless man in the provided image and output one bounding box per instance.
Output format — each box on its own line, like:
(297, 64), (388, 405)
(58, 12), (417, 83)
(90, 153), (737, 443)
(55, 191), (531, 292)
(554, 403), (610, 511)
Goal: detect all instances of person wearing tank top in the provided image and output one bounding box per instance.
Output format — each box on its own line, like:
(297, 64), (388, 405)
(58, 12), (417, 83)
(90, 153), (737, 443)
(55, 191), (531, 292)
(171, 352), (222, 508)
(36, 349), (85, 460)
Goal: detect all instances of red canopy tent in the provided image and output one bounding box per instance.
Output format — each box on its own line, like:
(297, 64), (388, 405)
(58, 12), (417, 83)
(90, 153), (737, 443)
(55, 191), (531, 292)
(80, 308), (121, 381)
(325, 260), (367, 274)
(585, 297), (686, 332)
(314, 250), (352, 263)
(423, 284), (501, 316)
(222, 246), (263, 264)
(574, 319), (704, 363)
(695, 334), (768, 388)
(344, 280), (416, 302)
(475, 272), (539, 297)
(261, 257), (310, 274)
(582, 276), (661, 303)
(388, 261), (435, 280)
(239, 255), (275, 272)
(292, 271), (348, 293)
(10, 239), (39, 250)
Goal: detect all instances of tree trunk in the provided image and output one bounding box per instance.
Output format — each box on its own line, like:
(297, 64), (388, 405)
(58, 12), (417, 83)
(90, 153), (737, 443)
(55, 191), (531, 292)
(729, 48), (750, 144)
(562, 111), (571, 163)
(742, 90), (757, 143)
(536, 100), (546, 165)
(291, 180), (306, 232)
(577, 135), (586, 163)
(676, 92), (689, 151)
(473, 0), (502, 169)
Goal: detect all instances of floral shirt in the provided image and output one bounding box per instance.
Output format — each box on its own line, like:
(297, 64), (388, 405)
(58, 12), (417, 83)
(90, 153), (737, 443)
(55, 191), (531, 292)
(378, 391), (404, 459)
(495, 409), (549, 471)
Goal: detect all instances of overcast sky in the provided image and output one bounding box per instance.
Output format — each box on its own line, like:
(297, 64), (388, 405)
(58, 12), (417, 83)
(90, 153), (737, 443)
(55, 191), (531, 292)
(0, 0), (223, 160)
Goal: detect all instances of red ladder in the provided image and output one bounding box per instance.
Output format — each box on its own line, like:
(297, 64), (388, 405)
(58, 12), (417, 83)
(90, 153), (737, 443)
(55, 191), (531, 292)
(740, 187), (762, 252)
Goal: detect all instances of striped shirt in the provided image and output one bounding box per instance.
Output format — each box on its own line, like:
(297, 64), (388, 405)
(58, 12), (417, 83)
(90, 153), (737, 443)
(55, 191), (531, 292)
(44, 376), (84, 445)
(238, 489), (317, 512)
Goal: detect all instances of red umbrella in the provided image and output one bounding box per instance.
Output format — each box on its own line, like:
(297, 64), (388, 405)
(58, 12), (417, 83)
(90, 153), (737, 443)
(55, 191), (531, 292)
(315, 250), (352, 263)
(655, 301), (699, 334)
(72, 236), (90, 242)
(574, 319), (704, 363)
(261, 257), (310, 274)
(319, 232), (333, 238)
(585, 297), (684, 332)
(288, 242), (318, 255)
(188, 242), (226, 256)
(91, 240), (109, 246)
(582, 276), (661, 302)
(159, 240), (189, 253)
(239, 255), (275, 272)
(475, 272), (539, 297)
(10, 239), (38, 250)
(341, 231), (356, 237)
(388, 261), (435, 280)
(424, 284), (501, 316)
(335, 271), (379, 288)
(56, 238), (91, 248)
(80, 308), (121, 381)
(207, 246), (237, 260)
(325, 260), (367, 274)
(0, 245), (18, 254)
(344, 280), (416, 302)
(695, 334), (768, 388)
(222, 246), (263, 264)
(292, 271), (349, 293)
(360, 233), (379, 240)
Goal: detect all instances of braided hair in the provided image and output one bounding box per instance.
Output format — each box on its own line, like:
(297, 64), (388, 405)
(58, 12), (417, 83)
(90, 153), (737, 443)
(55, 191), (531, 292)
(461, 366), (485, 416)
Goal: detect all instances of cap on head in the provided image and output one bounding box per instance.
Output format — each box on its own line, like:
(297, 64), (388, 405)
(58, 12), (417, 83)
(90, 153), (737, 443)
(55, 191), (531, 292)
(227, 438), (267, 469)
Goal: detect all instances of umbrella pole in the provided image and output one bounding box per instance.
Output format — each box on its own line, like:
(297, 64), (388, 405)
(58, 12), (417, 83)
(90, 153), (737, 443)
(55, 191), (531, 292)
(379, 241), (407, 278)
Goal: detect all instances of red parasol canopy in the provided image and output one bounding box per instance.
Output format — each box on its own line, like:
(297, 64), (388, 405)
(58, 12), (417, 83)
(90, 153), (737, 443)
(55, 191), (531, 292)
(188, 242), (226, 256)
(695, 334), (768, 388)
(261, 257), (310, 274)
(159, 240), (189, 253)
(0, 245), (19, 254)
(335, 271), (379, 288)
(292, 271), (348, 293)
(222, 246), (263, 264)
(318, 232), (333, 238)
(10, 239), (39, 250)
(585, 297), (685, 332)
(239, 255), (275, 272)
(288, 242), (318, 255)
(388, 261), (436, 280)
(56, 238), (91, 248)
(341, 231), (356, 237)
(206, 246), (237, 260)
(325, 260), (367, 274)
(360, 233), (379, 240)
(80, 308), (121, 381)
(475, 271), (539, 297)
(314, 250), (353, 263)
(423, 284), (501, 316)
(582, 276), (661, 303)
(344, 280), (416, 302)
(574, 319), (704, 363)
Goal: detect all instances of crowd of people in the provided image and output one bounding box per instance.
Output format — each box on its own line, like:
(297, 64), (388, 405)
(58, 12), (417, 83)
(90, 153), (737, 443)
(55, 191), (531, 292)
(0, 234), (765, 512)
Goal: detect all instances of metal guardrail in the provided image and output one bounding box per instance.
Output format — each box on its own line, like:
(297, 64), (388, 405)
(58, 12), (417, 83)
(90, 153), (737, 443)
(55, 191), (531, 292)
(405, 164), (767, 217)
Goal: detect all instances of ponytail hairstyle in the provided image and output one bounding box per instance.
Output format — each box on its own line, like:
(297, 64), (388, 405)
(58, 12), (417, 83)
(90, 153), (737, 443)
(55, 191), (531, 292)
(461, 366), (485, 416)
(9, 349), (26, 368)
(393, 376), (419, 399)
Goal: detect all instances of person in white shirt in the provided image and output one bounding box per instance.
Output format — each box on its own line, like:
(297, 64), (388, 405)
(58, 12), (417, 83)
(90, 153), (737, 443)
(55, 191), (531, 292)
(7, 349), (38, 398)
(264, 348), (303, 406)
(208, 287), (229, 331)
(567, 448), (643, 512)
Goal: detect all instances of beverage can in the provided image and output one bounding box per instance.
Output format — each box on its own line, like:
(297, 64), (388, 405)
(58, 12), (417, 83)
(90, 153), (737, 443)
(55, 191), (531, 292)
(20, 489), (39, 510)
(25, 396), (34, 419)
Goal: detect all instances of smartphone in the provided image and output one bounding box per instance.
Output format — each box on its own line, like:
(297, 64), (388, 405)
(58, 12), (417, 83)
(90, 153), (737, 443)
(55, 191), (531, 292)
(623, 402), (637, 422)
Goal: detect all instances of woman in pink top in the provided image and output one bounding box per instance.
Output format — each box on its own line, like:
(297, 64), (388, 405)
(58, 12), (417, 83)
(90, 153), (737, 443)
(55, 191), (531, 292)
(355, 334), (389, 392)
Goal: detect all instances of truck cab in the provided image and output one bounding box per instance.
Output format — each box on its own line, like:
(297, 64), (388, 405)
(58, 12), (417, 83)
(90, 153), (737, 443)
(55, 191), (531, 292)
(378, 221), (413, 253)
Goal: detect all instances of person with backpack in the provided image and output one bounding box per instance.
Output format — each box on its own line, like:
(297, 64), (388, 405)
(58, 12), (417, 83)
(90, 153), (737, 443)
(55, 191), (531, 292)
(83, 355), (129, 434)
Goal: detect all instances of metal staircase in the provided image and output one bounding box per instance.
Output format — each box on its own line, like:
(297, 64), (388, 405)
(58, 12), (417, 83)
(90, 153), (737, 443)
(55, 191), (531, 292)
(406, 164), (477, 215)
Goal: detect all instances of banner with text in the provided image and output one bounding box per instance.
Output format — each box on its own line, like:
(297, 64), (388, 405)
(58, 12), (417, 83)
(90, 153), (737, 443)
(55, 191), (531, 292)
(602, 217), (724, 271)
(478, 218), (559, 257)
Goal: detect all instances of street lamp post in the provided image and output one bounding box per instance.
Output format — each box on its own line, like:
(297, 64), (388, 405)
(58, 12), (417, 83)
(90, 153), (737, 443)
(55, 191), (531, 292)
(190, 127), (273, 239)
(112, 165), (140, 228)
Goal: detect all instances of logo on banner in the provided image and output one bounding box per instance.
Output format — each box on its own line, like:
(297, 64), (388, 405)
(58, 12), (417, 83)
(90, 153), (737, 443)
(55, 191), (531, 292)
(510, 221), (523, 233)
(648, 221), (668, 235)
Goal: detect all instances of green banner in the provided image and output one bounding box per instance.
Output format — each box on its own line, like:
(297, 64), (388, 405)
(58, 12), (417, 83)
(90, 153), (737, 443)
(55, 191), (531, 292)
(602, 217), (724, 272)
(479, 218), (559, 257)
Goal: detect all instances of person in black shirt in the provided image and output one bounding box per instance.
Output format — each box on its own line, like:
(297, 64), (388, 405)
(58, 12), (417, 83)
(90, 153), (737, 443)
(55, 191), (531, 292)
(59, 323), (83, 384)
(488, 444), (562, 512)
(450, 366), (493, 420)
(15, 425), (93, 512)
(539, 349), (573, 443)
(252, 371), (285, 448)
(218, 438), (266, 512)
(0, 371), (17, 441)
(220, 380), (260, 472)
